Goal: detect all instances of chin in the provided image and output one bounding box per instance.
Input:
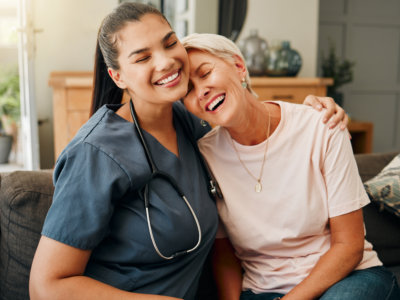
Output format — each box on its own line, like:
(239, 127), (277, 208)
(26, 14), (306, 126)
(176, 87), (188, 100)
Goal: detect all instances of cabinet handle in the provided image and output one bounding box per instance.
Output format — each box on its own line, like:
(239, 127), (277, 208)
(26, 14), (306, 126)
(272, 95), (294, 100)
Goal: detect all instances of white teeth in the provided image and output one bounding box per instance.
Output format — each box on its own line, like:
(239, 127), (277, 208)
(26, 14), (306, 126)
(157, 72), (179, 85)
(207, 95), (225, 111)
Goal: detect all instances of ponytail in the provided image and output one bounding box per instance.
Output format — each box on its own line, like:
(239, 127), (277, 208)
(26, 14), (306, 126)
(91, 2), (168, 116)
(90, 41), (123, 116)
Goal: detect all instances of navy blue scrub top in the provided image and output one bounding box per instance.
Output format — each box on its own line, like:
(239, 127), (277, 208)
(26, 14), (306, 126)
(42, 102), (218, 300)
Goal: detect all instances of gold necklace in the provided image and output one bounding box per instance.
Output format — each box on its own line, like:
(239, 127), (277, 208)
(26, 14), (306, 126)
(229, 107), (271, 193)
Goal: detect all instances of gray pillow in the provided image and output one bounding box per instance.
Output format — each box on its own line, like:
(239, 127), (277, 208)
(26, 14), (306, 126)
(0, 170), (53, 300)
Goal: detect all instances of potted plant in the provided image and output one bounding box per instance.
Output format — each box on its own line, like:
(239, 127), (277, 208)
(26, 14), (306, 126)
(0, 66), (20, 163)
(321, 43), (355, 106)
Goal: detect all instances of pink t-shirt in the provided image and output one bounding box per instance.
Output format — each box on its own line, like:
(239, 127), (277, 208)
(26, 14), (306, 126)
(198, 101), (382, 294)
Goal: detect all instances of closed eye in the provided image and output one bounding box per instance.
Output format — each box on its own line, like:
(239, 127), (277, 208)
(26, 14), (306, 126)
(136, 56), (150, 63)
(166, 40), (177, 48)
(200, 71), (211, 78)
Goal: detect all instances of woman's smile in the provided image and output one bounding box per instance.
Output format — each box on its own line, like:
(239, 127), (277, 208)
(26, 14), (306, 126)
(154, 69), (181, 87)
(205, 93), (226, 112)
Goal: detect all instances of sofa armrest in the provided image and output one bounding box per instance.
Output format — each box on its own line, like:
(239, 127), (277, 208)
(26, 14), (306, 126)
(0, 170), (54, 300)
(354, 151), (399, 182)
(354, 151), (400, 267)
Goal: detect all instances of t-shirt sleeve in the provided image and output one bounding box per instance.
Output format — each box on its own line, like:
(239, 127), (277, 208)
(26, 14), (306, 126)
(322, 127), (370, 218)
(42, 142), (131, 249)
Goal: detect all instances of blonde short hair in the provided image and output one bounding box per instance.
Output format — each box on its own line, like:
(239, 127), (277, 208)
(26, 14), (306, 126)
(181, 33), (257, 96)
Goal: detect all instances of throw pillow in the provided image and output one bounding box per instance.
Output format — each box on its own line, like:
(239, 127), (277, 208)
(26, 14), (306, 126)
(364, 154), (400, 218)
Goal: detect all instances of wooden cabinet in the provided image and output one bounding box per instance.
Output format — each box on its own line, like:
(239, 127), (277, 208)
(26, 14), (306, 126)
(347, 121), (374, 154)
(250, 77), (333, 103)
(49, 71), (93, 159)
(250, 77), (373, 154)
(49, 73), (373, 161)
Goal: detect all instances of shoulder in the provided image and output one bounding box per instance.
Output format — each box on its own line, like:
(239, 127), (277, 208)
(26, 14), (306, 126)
(173, 101), (211, 140)
(274, 100), (331, 133)
(198, 126), (227, 154)
(54, 105), (135, 184)
(278, 100), (325, 122)
(199, 126), (223, 143)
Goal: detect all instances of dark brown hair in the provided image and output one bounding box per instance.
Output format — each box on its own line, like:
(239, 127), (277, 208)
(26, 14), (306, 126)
(91, 2), (169, 115)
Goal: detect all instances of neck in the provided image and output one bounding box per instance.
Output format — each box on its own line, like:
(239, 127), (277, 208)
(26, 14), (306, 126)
(227, 97), (273, 146)
(117, 99), (179, 156)
(117, 100), (175, 132)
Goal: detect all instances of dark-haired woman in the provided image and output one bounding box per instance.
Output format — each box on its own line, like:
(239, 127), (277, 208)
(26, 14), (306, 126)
(29, 3), (347, 300)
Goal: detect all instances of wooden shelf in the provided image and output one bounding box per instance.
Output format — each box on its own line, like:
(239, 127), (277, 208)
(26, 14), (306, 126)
(250, 77), (334, 103)
(348, 120), (374, 154)
(49, 73), (373, 160)
(49, 72), (93, 160)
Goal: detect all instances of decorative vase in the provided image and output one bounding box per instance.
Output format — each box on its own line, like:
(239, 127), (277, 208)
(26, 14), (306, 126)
(265, 40), (286, 77)
(238, 29), (269, 76)
(265, 40), (302, 77)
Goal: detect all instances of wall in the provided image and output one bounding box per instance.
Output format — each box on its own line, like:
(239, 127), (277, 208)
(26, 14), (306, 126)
(318, 0), (400, 152)
(238, 0), (320, 78)
(0, 4), (18, 69)
(33, 0), (117, 168)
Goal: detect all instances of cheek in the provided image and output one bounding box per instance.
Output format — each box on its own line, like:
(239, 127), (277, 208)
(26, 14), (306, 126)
(180, 53), (190, 79)
(183, 97), (201, 115)
(176, 43), (189, 63)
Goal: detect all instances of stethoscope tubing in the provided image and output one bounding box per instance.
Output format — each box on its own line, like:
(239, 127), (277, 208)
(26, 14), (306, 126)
(129, 99), (202, 260)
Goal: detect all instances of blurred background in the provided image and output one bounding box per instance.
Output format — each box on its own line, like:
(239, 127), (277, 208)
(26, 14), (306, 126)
(0, 0), (399, 170)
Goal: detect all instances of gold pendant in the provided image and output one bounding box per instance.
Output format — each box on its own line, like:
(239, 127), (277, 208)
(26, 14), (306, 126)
(255, 182), (262, 193)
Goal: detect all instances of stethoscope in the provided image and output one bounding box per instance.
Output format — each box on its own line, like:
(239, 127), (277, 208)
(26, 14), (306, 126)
(129, 99), (220, 260)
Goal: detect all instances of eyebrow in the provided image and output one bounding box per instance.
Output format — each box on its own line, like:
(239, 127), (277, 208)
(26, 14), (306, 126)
(127, 31), (176, 58)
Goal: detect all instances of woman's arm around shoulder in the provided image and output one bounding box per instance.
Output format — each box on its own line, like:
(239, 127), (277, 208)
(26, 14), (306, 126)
(303, 95), (349, 130)
(29, 236), (181, 300)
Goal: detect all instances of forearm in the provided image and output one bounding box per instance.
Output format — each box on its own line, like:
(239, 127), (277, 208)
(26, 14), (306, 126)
(212, 238), (243, 300)
(283, 242), (363, 300)
(213, 262), (242, 300)
(30, 275), (180, 300)
(30, 237), (181, 300)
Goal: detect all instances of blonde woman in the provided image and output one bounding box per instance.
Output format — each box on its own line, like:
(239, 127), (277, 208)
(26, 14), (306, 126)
(182, 33), (400, 300)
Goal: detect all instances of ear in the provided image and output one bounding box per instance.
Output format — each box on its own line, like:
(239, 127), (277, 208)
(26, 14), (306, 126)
(108, 68), (127, 89)
(232, 54), (247, 79)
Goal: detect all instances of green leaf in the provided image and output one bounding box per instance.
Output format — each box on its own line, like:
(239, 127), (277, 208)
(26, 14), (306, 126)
(0, 65), (20, 124)
(321, 41), (355, 93)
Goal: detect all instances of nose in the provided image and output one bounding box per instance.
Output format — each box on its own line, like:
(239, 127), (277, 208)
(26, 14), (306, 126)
(154, 52), (174, 72)
(196, 85), (210, 101)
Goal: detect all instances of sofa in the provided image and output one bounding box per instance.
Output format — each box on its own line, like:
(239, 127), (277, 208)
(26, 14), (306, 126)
(0, 152), (399, 300)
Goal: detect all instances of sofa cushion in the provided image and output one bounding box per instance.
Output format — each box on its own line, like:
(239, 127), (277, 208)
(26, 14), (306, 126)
(355, 151), (399, 182)
(364, 154), (400, 218)
(0, 170), (53, 300)
(363, 202), (400, 266)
